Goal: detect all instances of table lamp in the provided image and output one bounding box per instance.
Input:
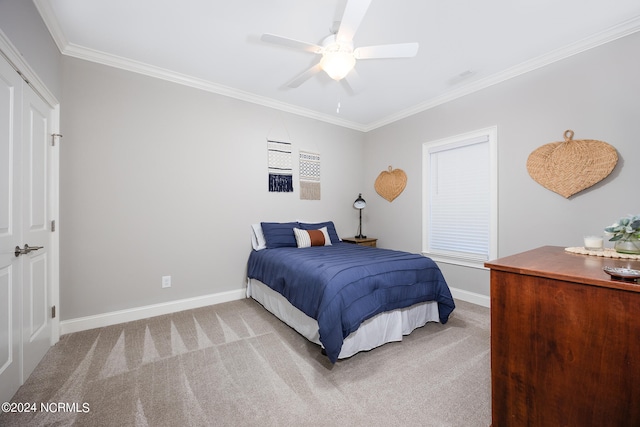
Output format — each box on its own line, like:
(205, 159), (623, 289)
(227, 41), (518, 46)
(353, 193), (366, 238)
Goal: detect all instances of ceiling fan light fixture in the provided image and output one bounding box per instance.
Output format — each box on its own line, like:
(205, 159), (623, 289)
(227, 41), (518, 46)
(320, 44), (356, 81)
(260, 0), (419, 88)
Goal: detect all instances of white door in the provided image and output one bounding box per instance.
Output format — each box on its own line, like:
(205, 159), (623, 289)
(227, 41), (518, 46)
(21, 80), (53, 380)
(0, 46), (23, 404)
(0, 53), (56, 403)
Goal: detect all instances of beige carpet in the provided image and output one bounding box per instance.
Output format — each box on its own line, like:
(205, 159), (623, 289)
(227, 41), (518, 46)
(0, 298), (491, 427)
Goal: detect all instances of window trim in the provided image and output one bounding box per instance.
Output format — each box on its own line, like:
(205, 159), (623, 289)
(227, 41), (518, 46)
(421, 126), (498, 269)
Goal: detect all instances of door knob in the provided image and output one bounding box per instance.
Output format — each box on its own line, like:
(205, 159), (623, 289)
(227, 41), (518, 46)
(14, 244), (44, 257)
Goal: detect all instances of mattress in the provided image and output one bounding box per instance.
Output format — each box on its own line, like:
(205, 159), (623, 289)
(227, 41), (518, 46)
(247, 278), (440, 359)
(247, 242), (454, 362)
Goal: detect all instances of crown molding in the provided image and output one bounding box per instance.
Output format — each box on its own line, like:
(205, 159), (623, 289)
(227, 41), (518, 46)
(33, 0), (640, 133)
(33, 0), (366, 130)
(33, 0), (68, 53)
(365, 15), (640, 131)
(61, 42), (368, 132)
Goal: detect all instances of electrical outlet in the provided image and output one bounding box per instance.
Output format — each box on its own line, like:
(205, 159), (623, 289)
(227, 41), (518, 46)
(162, 275), (171, 288)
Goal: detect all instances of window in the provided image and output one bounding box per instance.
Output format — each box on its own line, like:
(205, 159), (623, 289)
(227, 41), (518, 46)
(422, 126), (497, 268)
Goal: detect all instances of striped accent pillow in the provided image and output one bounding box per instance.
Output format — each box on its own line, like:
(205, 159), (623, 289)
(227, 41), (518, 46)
(299, 221), (340, 244)
(293, 227), (332, 248)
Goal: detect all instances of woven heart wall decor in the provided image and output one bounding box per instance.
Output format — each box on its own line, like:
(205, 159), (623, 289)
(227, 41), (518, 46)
(526, 130), (618, 198)
(375, 166), (407, 202)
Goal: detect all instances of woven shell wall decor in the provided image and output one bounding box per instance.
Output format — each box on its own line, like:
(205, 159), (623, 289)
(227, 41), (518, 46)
(526, 130), (618, 198)
(375, 166), (407, 202)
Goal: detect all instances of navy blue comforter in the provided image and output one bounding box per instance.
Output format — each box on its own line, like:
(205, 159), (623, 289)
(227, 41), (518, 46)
(247, 242), (455, 362)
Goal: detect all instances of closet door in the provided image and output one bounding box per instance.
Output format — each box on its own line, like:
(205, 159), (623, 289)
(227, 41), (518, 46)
(21, 79), (54, 381)
(0, 51), (23, 403)
(0, 53), (55, 403)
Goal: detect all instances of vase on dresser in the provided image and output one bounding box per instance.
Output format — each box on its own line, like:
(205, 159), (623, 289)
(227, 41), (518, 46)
(614, 237), (640, 255)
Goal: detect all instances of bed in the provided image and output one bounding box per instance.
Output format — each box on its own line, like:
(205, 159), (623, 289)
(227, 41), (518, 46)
(247, 221), (455, 363)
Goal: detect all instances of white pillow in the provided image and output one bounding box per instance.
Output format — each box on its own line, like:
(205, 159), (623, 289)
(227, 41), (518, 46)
(293, 226), (332, 248)
(251, 224), (267, 250)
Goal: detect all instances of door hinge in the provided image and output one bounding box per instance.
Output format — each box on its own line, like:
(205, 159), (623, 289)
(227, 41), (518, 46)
(51, 305), (56, 319)
(51, 219), (55, 232)
(51, 133), (63, 147)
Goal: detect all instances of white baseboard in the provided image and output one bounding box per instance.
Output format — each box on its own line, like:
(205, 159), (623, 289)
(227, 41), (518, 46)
(60, 289), (246, 335)
(60, 286), (489, 336)
(449, 287), (490, 308)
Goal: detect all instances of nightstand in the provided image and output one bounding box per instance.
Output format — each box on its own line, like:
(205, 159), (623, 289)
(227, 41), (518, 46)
(342, 237), (377, 248)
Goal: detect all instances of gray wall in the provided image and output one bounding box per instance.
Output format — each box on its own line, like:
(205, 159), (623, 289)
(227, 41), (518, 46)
(3, 3), (638, 320)
(60, 57), (365, 320)
(0, 0), (62, 99)
(364, 31), (640, 297)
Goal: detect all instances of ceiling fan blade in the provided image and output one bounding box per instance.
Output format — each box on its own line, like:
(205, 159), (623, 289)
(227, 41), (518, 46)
(336, 0), (372, 43)
(343, 68), (364, 94)
(354, 42), (419, 59)
(261, 33), (322, 53)
(287, 63), (323, 88)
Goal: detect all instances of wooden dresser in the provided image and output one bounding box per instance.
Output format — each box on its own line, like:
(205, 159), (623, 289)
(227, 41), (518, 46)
(485, 246), (640, 426)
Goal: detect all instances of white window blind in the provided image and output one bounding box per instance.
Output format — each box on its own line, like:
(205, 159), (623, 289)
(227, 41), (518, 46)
(422, 127), (497, 268)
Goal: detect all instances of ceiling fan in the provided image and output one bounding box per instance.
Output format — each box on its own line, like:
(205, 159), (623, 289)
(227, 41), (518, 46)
(260, 0), (419, 90)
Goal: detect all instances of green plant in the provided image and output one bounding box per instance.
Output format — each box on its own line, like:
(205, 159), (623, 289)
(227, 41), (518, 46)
(604, 214), (640, 241)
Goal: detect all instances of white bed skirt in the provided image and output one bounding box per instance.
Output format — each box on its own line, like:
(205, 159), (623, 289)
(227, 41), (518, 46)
(247, 278), (440, 359)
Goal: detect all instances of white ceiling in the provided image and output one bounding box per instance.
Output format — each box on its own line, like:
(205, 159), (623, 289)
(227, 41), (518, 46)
(35, 0), (640, 131)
